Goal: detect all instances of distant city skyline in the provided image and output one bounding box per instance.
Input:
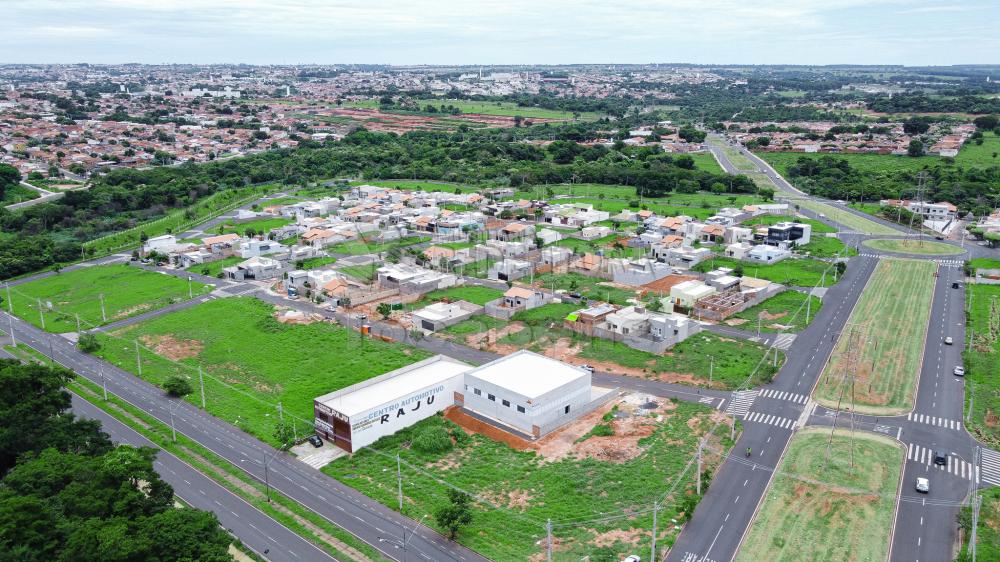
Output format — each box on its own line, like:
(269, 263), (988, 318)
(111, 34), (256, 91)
(5, 0), (1000, 66)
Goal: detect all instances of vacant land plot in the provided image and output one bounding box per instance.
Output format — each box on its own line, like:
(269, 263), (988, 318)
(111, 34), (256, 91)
(344, 98), (599, 120)
(93, 297), (429, 444)
(533, 272), (637, 305)
(328, 235), (429, 255)
(956, 132), (1000, 168)
(420, 285), (503, 306)
(336, 263), (380, 283)
(964, 284), (1000, 448)
(863, 238), (965, 256)
(10, 265), (212, 333)
(693, 256), (837, 288)
(730, 290), (822, 333)
(296, 256), (337, 270)
(325, 400), (731, 560)
(736, 429), (903, 562)
(218, 217), (293, 236)
(690, 152), (724, 173)
(813, 259), (936, 414)
(186, 256), (242, 278)
(745, 214), (836, 234)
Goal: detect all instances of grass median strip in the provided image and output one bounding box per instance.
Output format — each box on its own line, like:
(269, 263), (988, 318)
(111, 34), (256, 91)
(863, 238), (965, 256)
(813, 258), (936, 415)
(67, 374), (389, 562)
(736, 428), (904, 562)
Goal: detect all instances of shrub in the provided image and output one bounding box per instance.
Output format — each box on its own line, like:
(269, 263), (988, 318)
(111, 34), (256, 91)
(163, 375), (193, 398)
(412, 425), (453, 454)
(77, 332), (100, 353)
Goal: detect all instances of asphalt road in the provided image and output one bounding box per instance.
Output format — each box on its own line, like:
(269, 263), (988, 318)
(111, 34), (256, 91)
(69, 393), (340, 562)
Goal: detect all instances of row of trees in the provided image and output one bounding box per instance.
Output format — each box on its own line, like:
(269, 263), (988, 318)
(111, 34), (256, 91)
(0, 361), (233, 560)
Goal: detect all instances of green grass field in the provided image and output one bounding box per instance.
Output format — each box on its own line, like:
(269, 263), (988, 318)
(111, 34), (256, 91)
(791, 197), (901, 235)
(798, 236), (856, 258)
(970, 257), (1000, 273)
(1, 183), (41, 205)
(534, 272), (637, 305)
(736, 429), (903, 562)
(730, 290), (822, 333)
(814, 258), (937, 415)
(964, 284), (1000, 449)
(693, 256), (838, 288)
(343, 98), (600, 120)
(959, 487), (1000, 561)
(335, 263), (380, 283)
(863, 238), (965, 256)
(93, 297), (430, 444)
(9, 265), (212, 333)
(744, 214), (837, 234)
(690, 152), (724, 173)
(328, 235), (429, 256)
(420, 285), (503, 306)
(218, 217), (294, 236)
(296, 256), (337, 270)
(956, 132), (1000, 168)
(186, 256), (242, 278)
(325, 401), (731, 560)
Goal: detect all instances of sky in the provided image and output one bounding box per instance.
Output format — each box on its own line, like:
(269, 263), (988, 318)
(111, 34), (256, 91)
(4, 0), (999, 66)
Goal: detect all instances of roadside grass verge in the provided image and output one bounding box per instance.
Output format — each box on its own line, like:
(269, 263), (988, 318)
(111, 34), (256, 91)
(693, 256), (839, 288)
(790, 198), (901, 236)
(963, 284), (1000, 448)
(1, 183), (41, 204)
(419, 285), (503, 306)
(348, 180), (480, 194)
(813, 258), (937, 415)
(958, 486), (1000, 561)
(729, 290), (822, 333)
(735, 428), (903, 562)
(9, 264), (212, 333)
(67, 375), (388, 562)
(325, 401), (734, 560)
(799, 236), (857, 258)
(92, 297), (430, 445)
(187, 256), (242, 278)
(863, 238), (965, 256)
(969, 257), (1000, 273)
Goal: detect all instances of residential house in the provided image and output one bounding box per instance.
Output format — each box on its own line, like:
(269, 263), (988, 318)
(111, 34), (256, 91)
(223, 256), (282, 281)
(488, 259), (533, 282)
(611, 258), (673, 286)
(502, 287), (546, 310)
(202, 233), (241, 256)
(536, 228), (563, 246)
(604, 306), (652, 337)
(725, 242), (753, 260)
(239, 239), (283, 258)
(377, 264), (458, 294)
(662, 246), (712, 269)
(564, 303), (616, 336)
(412, 300), (482, 332)
(668, 280), (718, 309)
(747, 245), (791, 263)
(578, 225), (613, 241)
(766, 222), (812, 248)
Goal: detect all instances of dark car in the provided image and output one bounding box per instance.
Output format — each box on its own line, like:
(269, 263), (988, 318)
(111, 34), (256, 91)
(935, 236), (944, 240)
(307, 435), (323, 448)
(952, 282), (960, 289)
(933, 450), (947, 466)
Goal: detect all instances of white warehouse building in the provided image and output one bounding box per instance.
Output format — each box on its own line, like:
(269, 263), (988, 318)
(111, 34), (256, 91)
(313, 351), (602, 452)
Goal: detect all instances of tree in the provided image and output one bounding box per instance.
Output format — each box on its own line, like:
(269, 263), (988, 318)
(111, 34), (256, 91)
(973, 115), (999, 131)
(435, 489), (473, 539)
(377, 302), (392, 319)
(758, 188), (775, 201)
(162, 375), (193, 398)
(76, 332), (100, 353)
(646, 299), (662, 312)
(273, 420), (295, 450)
(907, 139), (925, 157)
(902, 118), (931, 135)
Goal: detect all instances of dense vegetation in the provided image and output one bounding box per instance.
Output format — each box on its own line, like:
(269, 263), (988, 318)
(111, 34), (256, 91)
(0, 361), (232, 560)
(0, 126), (750, 278)
(781, 155), (1000, 216)
(866, 92), (1000, 115)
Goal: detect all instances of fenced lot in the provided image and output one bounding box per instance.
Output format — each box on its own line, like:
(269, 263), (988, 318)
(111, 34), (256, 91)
(813, 258), (936, 415)
(93, 297), (429, 444)
(736, 428), (903, 562)
(9, 264), (212, 333)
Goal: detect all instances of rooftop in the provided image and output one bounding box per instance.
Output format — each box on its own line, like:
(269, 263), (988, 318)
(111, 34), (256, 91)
(464, 350), (589, 399)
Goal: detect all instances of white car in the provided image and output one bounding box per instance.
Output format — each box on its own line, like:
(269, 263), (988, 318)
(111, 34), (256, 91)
(944, 336), (954, 345)
(915, 477), (930, 493)
(954, 366), (965, 376)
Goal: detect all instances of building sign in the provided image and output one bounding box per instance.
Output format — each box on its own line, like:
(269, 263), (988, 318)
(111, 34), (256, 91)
(351, 384), (446, 434)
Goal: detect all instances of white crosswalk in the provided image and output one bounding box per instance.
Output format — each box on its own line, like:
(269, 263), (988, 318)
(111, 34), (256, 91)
(906, 412), (962, 430)
(725, 390), (759, 418)
(772, 333), (797, 351)
(907, 444), (979, 483)
(857, 253), (962, 267)
(982, 448), (1000, 486)
(744, 411), (796, 430)
(759, 388), (808, 404)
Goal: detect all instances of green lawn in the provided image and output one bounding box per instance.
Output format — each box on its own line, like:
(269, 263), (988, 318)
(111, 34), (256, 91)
(959, 487), (1000, 561)
(743, 214), (836, 234)
(970, 257), (1000, 273)
(690, 152), (724, 173)
(693, 256), (839, 288)
(343, 98), (600, 120)
(730, 290), (822, 333)
(336, 263), (380, 283)
(534, 272), (637, 305)
(790, 198), (901, 236)
(964, 284), (1000, 449)
(93, 297), (430, 444)
(296, 256), (337, 270)
(863, 238), (964, 256)
(511, 302), (581, 325)
(420, 285), (503, 306)
(798, 236), (857, 258)
(440, 315), (509, 339)
(218, 217), (294, 236)
(736, 429), (903, 562)
(9, 265), (212, 333)
(956, 131), (1000, 168)
(186, 256), (243, 278)
(814, 258), (937, 415)
(324, 401), (731, 560)
(328, 236), (429, 255)
(1, 183), (41, 205)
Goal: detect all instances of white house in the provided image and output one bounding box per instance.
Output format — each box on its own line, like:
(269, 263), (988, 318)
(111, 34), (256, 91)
(669, 280), (718, 308)
(239, 239), (284, 258)
(747, 245), (791, 264)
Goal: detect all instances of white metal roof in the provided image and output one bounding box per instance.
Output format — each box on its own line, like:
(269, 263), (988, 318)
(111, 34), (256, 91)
(316, 355), (471, 417)
(464, 350), (589, 399)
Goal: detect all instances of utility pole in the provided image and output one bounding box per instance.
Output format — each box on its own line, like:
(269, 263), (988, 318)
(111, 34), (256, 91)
(188, 275), (193, 299)
(696, 439), (704, 495)
(730, 391), (737, 441)
(806, 290), (812, 324)
(7, 315), (15, 348)
(99, 293), (107, 323)
(100, 364), (108, 400)
(75, 314), (81, 334)
(708, 355), (714, 386)
(37, 298), (45, 330)
(5, 282), (11, 313)
(135, 340), (142, 376)
(650, 501), (659, 562)
(546, 519), (553, 562)
(971, 490), (981, 562)
(397, 453), (404, 512)
(169, 403), (177, 442)
(198, 366), (206, 409)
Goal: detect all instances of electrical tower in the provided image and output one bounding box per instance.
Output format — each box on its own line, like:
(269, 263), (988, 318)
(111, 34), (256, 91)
(824, 323), (868, 472)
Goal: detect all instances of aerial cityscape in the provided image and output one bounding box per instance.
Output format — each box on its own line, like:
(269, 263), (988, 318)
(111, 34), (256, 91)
(2, 2), (1000, 562)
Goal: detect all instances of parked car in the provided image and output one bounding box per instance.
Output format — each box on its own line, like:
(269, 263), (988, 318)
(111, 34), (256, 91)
(952, 282), (961, 289)
(954, 366), (966, 376)
(623, 556), (642, 562)
(935, 236), (944, 240)
(944, 336), (953, 345)
(934, 450), (948, 466)
(307, 435), (323, 448)
(915, 477), (930, 493)
(580, 364), (596, 374)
